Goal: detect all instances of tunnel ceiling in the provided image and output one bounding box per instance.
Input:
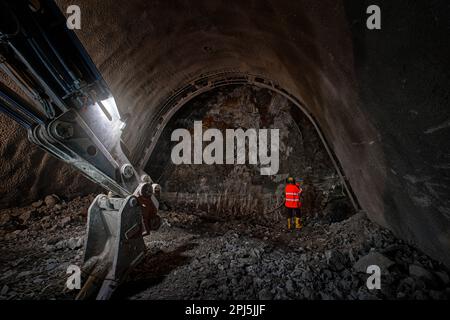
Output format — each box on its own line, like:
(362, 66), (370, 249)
(0, 0), (440, 268)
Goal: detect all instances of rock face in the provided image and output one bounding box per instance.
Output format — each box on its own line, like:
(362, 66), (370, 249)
(147, 85), (349, 221)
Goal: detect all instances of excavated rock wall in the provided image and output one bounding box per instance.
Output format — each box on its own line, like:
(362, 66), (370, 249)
(146, 85), (350, 221)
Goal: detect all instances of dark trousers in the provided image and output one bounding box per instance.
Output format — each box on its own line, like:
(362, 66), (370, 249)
(286, 207), (301, 219)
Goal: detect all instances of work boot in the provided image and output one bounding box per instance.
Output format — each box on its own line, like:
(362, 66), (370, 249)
(287, 218), (292, 230)
(295, 217), (302, 230)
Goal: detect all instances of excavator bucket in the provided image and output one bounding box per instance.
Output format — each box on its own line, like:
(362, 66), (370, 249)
(76, 194), (146, 300)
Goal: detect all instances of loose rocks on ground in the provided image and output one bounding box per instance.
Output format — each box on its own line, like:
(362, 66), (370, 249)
(0, 196), (449, 300)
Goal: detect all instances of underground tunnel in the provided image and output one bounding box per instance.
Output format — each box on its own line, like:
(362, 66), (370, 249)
(0, 0), (449, 302)
(146, 83), (356, 225)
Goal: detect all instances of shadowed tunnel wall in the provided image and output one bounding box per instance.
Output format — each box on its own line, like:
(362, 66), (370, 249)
(0, 0), (448, 267)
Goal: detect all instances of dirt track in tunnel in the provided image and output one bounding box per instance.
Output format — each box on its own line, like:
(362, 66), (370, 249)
(0, 195), (449, 300)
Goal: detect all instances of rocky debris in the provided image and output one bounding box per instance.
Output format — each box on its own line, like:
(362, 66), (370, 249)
(44, 195), (60, 208)
(0, 213), (10, 226)
(44, 236), (84, 252)
(325, 250), (348, 271)
(1, 196), (450, 300)
(62, 237), (84, 250)
(0, 195), (95, 243)
(19, 210), (34, 224)
(60, 217), (72, 228)
(1, 285), (8, 295)
(435, 271), (450, 286)
(132, 210), (450, 301)
(31, 200), (44, 208)
(409, 265), (438, 286)
(353, 252), (395, 273)
(258, 288), (273, 300)
(0, 196), (92, 300)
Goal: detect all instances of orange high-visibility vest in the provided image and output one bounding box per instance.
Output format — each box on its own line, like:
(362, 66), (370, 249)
(285, 184), (302, 208)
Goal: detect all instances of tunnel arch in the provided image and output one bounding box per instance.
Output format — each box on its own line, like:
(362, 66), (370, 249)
(137, 70), (359, 210)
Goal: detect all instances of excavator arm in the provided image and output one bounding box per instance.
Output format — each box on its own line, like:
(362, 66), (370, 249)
(0, 0), (160, 299)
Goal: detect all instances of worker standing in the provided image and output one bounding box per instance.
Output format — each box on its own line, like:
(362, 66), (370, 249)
(285, 177), (303, 230)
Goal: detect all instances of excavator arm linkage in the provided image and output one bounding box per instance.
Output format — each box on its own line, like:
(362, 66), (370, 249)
(0, 0), (160, 299)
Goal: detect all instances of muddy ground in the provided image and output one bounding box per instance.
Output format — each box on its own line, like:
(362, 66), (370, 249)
(0, 195), (449, 300)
